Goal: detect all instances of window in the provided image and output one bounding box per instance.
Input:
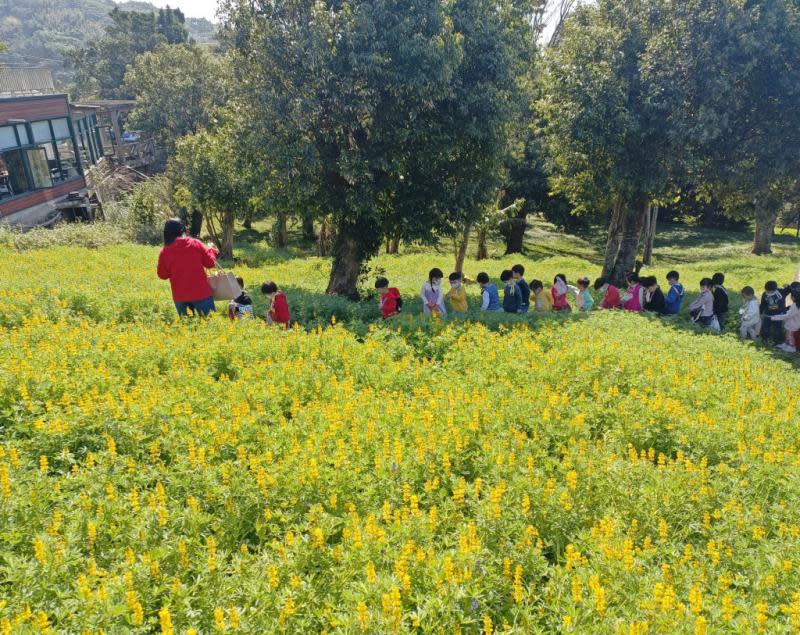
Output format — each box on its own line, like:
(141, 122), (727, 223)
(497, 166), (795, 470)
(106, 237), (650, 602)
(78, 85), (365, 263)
(26, 147), (52, 189)
(0, 126), (16, 150)
(16, 125), (29, 146)
(31, 121), (52, 143)
(51, 118), (70, 139)
(0, 150), (31, 198)
(54, 139), (80, 181)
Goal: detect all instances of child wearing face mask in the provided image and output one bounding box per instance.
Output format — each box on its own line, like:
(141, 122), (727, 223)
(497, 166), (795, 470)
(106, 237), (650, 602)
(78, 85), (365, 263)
(421, 267), (447, 317)
(445, 271), (468, 314)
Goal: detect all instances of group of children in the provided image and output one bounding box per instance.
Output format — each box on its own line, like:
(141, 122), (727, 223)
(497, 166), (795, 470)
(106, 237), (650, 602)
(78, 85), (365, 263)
(227, 277), (291, 327)
(375, 266), (800, 354)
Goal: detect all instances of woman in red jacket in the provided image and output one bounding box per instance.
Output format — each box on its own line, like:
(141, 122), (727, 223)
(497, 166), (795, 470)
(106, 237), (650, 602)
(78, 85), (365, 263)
(157, 218), (219, 317)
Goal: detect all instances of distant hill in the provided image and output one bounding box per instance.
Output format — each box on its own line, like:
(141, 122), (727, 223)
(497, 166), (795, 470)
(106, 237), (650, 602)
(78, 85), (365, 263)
(0, 0), (217, 85)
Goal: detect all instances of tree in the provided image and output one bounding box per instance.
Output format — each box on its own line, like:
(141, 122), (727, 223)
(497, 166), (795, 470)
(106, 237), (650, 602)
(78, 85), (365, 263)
(171, 123), (252, 260)
(644, 0), (800, 255)
(541, 0), (673, 286)
(220, 0), (465, 298)
(68, 7), (190, 99)
(124, 44), (228, 156)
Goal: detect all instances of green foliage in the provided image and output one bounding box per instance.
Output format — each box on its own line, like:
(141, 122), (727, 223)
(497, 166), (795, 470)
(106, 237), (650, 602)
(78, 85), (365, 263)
(124, 44), (228, 156)
(67, 6), (191, 98)
(0, 0), (214, 85)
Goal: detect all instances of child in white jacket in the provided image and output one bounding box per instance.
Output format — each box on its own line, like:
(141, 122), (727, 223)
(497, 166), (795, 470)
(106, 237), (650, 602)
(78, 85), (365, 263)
(771, 289), (800, 353)
(739, 286), (761, 340)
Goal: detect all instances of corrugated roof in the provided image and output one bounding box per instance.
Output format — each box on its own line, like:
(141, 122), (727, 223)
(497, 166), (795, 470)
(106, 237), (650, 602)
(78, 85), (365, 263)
(0, 67), (57, 98)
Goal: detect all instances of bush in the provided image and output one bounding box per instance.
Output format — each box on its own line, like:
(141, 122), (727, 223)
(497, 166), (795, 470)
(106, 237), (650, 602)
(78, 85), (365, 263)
(0, 222), (131, 251)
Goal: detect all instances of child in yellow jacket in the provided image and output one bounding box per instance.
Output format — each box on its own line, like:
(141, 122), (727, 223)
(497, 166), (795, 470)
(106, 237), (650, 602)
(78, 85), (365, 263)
(446, 271), (468, 313)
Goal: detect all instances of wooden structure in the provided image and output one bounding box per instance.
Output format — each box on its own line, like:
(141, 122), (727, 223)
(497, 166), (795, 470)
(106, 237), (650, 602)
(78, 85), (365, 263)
(0, 69), (158, 228)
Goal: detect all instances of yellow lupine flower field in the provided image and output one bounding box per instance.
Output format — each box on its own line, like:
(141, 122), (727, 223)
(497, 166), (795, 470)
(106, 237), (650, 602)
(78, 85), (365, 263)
(0, 246), (799, 634)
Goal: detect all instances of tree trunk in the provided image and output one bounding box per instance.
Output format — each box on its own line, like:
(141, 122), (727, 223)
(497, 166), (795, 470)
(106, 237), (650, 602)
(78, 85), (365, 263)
(242, 214), (252, 230)
(275, 212), (288, 248)
(388, 233), (401, 255)
(318, 216), (334, 257)
(454, 223), (471, 274)
(642, 204), (658, 265)
(326, 234), (363, 299)
(752, 214), (777, 255)
(609, 195), (649, 286)
(476, 227), (489, 260)
(302, 214), (316, 242)
(220, 208), (235, 260)
(503, 212), (527, 254)
(189, 207), (203, 238)
(601, 197), (625, 279)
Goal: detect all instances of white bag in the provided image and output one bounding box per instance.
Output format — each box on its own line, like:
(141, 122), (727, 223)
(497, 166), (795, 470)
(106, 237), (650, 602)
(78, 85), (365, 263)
(208, 263), (242, 301)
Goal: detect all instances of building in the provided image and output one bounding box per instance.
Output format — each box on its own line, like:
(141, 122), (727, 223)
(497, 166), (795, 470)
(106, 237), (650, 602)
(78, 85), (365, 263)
(0, 68), (155, 227)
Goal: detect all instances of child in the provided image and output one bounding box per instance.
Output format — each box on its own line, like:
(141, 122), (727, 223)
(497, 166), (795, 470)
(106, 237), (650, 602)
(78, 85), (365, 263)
(375, 277), (402, 320)
(531, 280), (552, 312)
(421, 268), (447, 317)
(594, 278), (622, 310)
(476, 272), (501, 312)
(642, 276), (666, 315)
(770, 289), (800, 353)
(711, 273), (729, 331)
(573, 277), (594, 311)
(445, 272), (468, 313)
(500, 269), (522, 314)
(688, 278), (718, 331)
(664, 271), (685, 315)
(261, 281), (290, 327)
(227, 277), (254, 320)
(512, 264), (531, 313)
(622, 274), (644, 312)
(551, 274), (571, 311)
(738, 286), (760, 340)
(760, 281), (784, 344)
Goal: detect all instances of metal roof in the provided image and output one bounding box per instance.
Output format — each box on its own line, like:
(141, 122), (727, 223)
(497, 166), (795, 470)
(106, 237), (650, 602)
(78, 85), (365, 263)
(0, 67), (57, 98)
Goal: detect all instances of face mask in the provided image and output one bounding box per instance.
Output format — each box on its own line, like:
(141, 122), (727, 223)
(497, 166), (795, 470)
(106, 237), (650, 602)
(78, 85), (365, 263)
(451, 282), (461, 289)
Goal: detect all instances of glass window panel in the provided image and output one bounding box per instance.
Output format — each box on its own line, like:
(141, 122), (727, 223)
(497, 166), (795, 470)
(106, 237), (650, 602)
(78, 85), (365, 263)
(16, 125), (29, 146)
(1, 150), (31, 196)
(27, 147), (53, 189)
(0, 126), (17, 150)
(54, 139), (80, 181)
(31, 121), (53, 143)
(51, 118), (71, 140)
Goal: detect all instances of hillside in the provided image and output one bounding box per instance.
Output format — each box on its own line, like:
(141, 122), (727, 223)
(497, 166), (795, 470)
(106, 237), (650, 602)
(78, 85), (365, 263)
(0, 0), (216, 84)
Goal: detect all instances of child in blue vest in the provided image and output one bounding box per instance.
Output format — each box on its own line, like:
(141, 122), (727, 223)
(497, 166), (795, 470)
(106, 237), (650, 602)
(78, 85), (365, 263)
(476, 272), (501, 311)
(664, 271), (685, 315)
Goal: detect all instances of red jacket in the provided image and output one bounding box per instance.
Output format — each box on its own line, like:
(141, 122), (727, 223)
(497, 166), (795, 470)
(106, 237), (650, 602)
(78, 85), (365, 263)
(380, 288), (401, 319)
(157, 237), (218, 302)
(601, 285), (622, 309)
(269, 292), (291, 327)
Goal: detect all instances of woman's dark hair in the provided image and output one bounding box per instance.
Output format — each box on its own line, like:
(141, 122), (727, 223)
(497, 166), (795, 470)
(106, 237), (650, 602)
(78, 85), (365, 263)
(429, 268), (444, 284)
(792, 290), (800, 305)
(512, 264), (525, 276)
(476, 272), (490, 284)
(712, 272), (725, 286)
(500, 269), (513, 282)
(449, 271), (462, 281)
(375, 277), (389, 289)
(699, 277), (713, 288)
(554, 274), (566, 284)
(765, 280), (778, 291)
(594, 277), (607, 290)
(261, 281), (278, 295)
(531, 279), (543, 291)
(163, 218), (185, 246)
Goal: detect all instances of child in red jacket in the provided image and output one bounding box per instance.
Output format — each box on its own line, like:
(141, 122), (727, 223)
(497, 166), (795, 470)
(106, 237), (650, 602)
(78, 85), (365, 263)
(261, 281), (290, 327)
(376, 277), (402, 319)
